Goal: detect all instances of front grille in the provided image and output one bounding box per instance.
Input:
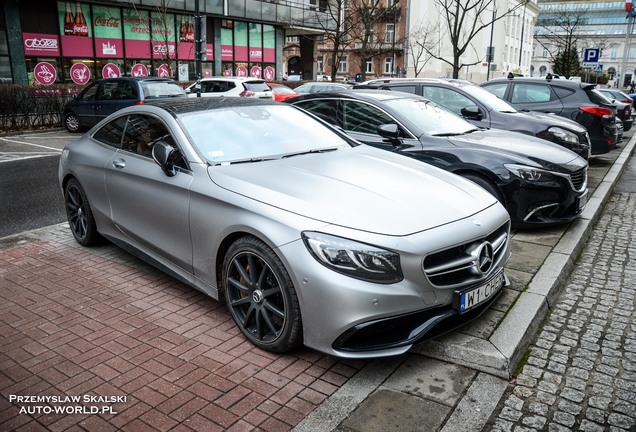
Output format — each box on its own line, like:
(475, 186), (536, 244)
(423, 222), (509, 289)
(569, 167), (587, 192)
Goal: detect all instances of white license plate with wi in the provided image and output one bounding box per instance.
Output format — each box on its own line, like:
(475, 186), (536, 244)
(457, 270), (505, 313)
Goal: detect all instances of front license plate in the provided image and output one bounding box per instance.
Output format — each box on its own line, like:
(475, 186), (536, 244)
(576, 190), (588, 212)
(457, 270), (505, 313)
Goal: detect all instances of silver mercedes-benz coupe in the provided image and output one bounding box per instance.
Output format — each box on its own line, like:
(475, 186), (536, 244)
(58, 98), (512, 358)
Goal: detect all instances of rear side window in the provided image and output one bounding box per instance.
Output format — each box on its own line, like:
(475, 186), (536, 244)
(97, 81), (120, 100)
(141, 81), (186, 98)
(92, 115), (127, 148)
(511, 84), (553, 104)
(552, 86), (576, 99)
(295, 100), (339, 125)
(385, 85), (417, 95)
(243, 81), (271, 92)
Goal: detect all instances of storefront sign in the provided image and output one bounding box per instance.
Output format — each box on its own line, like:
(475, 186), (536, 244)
(58, 1), (93, 57)
(93, 5), (123, 59)
(157, 64), (170, 78)
(263, 66), (275, 81)
(131, 63), (148, 77)
(236, 66), (248, 77)
(203, 69), (211, 77)
(249, 49), (262, 63)
(70, 63), (91, 84)
(250, 66), (262, 79)
(102, 63), (121, 78)
(123, 8), (151, 59)
(33, 62), (57, 85)
(23, 33), (60, 57)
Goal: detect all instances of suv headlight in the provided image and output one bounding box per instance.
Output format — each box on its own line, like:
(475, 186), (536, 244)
(302, 232), (402, 284)
(504, 164), (558, 182)
(547, 127), (579, 144)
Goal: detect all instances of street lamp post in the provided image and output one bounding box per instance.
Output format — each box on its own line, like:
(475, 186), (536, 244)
(518, 0), (527, 69)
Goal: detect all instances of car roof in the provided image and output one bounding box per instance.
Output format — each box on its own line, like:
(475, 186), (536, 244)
(145, 96), (278, 116)
(294, 89), (421, 103)
(199, 76), (265, 82)
(485, 76), (597, 89)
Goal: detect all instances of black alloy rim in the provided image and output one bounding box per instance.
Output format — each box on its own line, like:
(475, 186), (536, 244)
(66, 185), (87, 239)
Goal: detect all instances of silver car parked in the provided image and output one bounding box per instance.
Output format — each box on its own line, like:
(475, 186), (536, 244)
(58, 98), (512, 358)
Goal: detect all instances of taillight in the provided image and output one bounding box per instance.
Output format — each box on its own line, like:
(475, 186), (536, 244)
(624, 106), (631, 118)
(134, 100), (145, 105)
(239, 90), (255, 97)
(579, 106), (614, 119)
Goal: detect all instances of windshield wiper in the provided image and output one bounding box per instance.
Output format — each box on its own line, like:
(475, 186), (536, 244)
(282, 147), (339, 158)
(214, 157), (277, 165)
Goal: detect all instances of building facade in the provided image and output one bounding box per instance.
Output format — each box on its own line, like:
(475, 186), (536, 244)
(403, 0), (539, 83)
(0, 0), (334, 85)
(531, 0), (635, 88)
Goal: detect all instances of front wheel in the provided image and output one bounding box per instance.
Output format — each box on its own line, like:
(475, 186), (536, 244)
(64, 178), (102, 246)
(64, 112), (81, 133)
(463, 173), (505, 205)
(222, 236), (302, 353)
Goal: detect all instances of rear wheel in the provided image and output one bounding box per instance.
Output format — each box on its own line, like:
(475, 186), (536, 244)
(222, 236), (302, 353)
(64, 112), (81, 133)
(64, 178), (102, 246)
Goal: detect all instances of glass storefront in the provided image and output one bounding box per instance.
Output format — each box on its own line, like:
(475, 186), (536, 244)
(16, 1), (278, 86)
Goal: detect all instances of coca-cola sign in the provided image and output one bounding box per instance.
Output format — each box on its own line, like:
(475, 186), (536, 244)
(94, 17), (119, 28)
(23, 33), (60, 56)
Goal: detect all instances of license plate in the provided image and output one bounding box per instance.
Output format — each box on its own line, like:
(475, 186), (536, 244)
(456, 270), (505, 313)
(576, 190), (588, 212)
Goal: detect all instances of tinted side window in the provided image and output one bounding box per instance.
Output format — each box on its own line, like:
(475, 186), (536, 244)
(79, 82), (99, 101)
(511, 84), (553, 104)
(244, 81), (270, 92)
(92, 115), (127, 148)
(552, 86), (576, 99)
(343, 101), (395, 134)
(97, 81), (120, 100)
(482, 83), (508, 99)
(295, 100), (339, 125)
(121, 114), (174, 157)
(117, 81), (137, 100)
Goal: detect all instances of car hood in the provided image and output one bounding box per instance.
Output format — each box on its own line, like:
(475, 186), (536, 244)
(445, 128), (585, 169)
(208, 145), (499, 236)
(518, 110), (587, 133)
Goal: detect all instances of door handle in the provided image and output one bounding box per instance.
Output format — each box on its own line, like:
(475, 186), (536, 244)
(112, 159), (126, 169)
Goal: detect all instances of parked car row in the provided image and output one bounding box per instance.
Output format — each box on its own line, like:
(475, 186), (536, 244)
(60, 74), (624, 358)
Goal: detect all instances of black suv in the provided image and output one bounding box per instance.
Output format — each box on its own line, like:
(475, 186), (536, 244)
(63, 77), (186, 132)
(479, 76), (622, 155)
(355, 78), (591, 159)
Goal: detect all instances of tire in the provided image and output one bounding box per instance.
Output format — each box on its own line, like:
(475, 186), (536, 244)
(64, 112), (81, 133)
(463, 173), (505, 205)
(64, 178), (102, 246)
(222, 236), (302, 353)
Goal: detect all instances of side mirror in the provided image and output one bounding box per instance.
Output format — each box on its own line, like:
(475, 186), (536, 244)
(152, 140), (177, 177)
(460, 105), (484, 120)
(377, 123), (401, 146)
(185, 88), (191, 94)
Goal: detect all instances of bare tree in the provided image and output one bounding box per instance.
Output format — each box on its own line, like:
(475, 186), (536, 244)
(407, 19), (439, 78)
(534, 10), (587, 78)
(429, 0), (526, 79)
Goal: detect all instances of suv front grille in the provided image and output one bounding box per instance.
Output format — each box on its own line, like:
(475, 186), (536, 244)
(423, 222), (509, 289)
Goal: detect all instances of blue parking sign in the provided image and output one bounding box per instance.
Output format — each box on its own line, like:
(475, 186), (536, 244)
(583, 48), (600, 68)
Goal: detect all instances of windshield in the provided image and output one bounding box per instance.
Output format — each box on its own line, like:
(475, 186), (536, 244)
(179, 105), (350, 164)
(462, 85), (517, 113)
(383, 98), (478, 136)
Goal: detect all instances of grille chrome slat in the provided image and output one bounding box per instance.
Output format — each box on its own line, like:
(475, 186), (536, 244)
(423, 222), (510, 290)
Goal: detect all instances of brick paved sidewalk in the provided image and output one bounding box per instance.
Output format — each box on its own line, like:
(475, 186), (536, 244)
(0, 225), (366, 431)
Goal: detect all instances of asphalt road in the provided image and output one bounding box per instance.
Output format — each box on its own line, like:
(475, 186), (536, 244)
(0, 155), (66, 238)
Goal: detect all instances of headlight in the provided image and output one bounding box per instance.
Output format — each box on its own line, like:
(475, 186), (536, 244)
(504, 164), (558, 182)
(302, 232), (403, 284)
(547, 127), (579, 144)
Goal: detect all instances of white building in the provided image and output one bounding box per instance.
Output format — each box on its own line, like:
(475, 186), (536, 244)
(404, 0), (539, 83)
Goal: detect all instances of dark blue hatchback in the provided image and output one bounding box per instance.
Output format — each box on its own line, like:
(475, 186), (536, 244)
(63, 77), (186, 132)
